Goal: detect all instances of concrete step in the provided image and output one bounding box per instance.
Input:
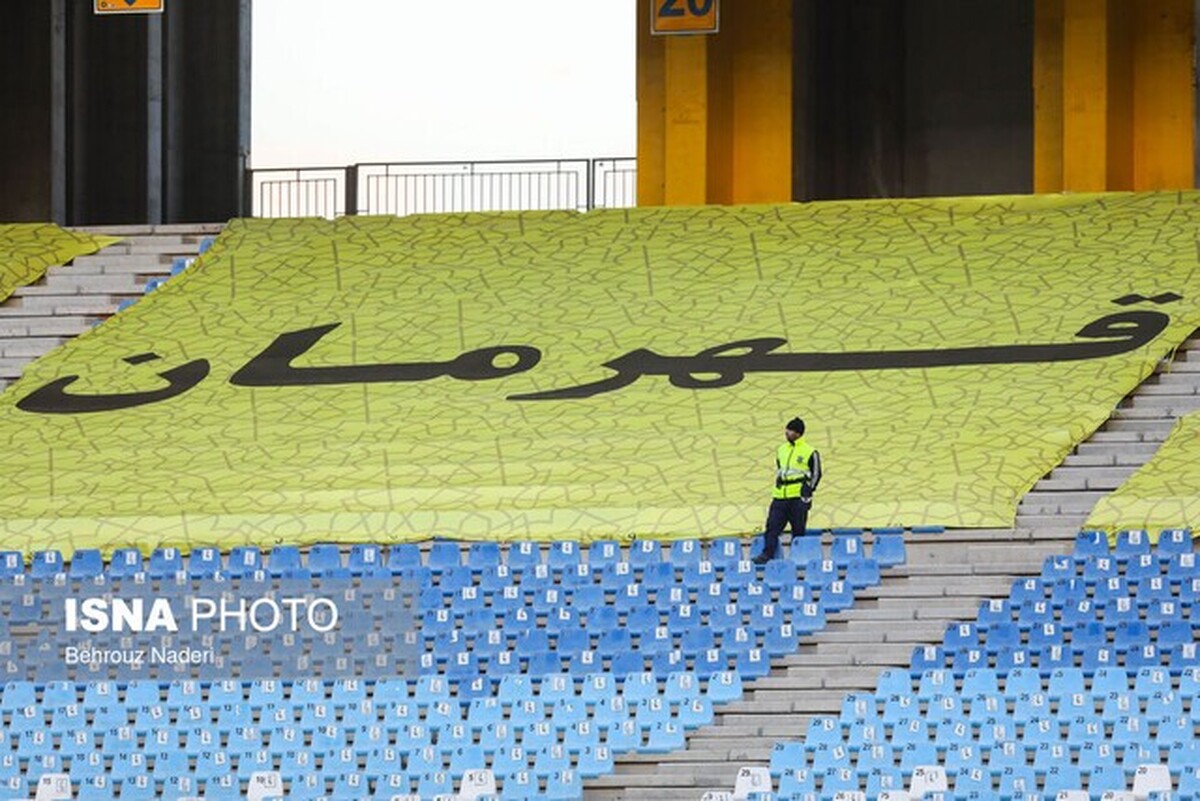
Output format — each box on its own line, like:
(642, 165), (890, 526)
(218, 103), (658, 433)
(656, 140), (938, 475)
(1114, 400), (1200, 416)
(1060, 450), (1159, 467)
(1134, 382), (1200, 395)
(0, 357), (31, 376)
(1086, 430), (1169, 443)
(1011, 514), (1090, 534)
(17, 276), (147, 295)
(1047, 465), (1138, 481)
(1016, 491), (1104, 515)
(101, 240), (206, 255)
(68, 254), (175, 273)
(0, 318), (90, 337)
(71, 223), (223, 236)
(0, 337), (68, 358)
(1100, 417), (1178, 432)
(1033, 474), (1127, 492)
(0, 296), (120, 315)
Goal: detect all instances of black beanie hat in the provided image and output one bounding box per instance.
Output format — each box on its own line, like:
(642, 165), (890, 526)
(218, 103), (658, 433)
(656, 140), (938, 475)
(786, 417), (805, 434)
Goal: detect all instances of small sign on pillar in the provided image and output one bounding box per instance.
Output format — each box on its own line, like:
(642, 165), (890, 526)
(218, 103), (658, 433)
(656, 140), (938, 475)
(651, 0), (719, 35)
(94, 0), (164, 14)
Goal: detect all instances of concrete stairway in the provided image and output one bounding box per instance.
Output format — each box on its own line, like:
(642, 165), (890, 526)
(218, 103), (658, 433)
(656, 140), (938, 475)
(592, 332), (1200, 800)
(0, 224), (222, 392)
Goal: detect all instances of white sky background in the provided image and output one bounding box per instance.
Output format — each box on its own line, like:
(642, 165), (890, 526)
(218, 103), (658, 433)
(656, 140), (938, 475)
(251, 0), (637, 168)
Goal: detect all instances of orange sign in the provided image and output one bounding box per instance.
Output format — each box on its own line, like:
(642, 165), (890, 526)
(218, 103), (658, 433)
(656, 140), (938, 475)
(94, 0), (164, 13)
(651, 0), (719, 35)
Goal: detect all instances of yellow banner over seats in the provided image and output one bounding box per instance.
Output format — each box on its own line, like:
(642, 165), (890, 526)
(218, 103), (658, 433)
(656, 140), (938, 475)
(0, 224), (119, 303)
(1087, 413), (1200, 538)
(2, 194), (1200, 553)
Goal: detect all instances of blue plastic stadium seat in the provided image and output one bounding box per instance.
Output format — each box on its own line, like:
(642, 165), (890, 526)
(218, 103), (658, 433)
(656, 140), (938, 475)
(381, 542), (420, 574)
(0, 551), (22, 579)
(777, 767), (816, 797)
(787, 535), (822, 566)
(587, 540), (622, 570)
(465, 541), (501, 572)
(1126, 553), (1165, 584)
(1083, 556), (1122, 586)
(1168, 552), (1199, 584)
(1170, 642), (1200, 673)
(184, 546), (221, 578)
(910, 645), (946, 675)
(544, 541), (579, 572)
(1115, 528), (1151, 558)
(499, 540), (538, 573)
(1009, 577), (1047, 606)
(1074, 529), (1109, 558)
(871, 532), (906, 567)
(845, 558), (880, 589)
(1157, 528), (1192, 554)
(628, 539), (662, 569)
(1041, 553), (1078, 582)
(148, 547), (184, 578)
(30, 549), (65, 578)
(830, 532), (865, 565)
(425, 541), (461, 572)
(663, 538), (700, 567)
(108, 547), (144, 577)
(305, 543), (344, 576)
(222, 545), (262, 577)
(707, 537), (743, 569)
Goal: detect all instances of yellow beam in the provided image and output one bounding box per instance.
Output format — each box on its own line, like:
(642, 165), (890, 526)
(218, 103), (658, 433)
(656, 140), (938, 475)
(663, 35), (710, 205)
(1034, 0), (1064, 193)
(729, 0), (792, 204)
(1132, 0), (1194, 189)
(1062, 0), (1113, 191)
(636, 0), (666, 206)
(1105, 0), (1134, 190)
(706, 15), (734, 205)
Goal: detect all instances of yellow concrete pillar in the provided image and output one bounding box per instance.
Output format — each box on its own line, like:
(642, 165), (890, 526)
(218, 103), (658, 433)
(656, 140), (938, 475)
(1061, 0), (1118, 191)
(728, 0), (792, 204)
(636, 0), (666, 206)
(664, 35), (710, 205)
(1132, 0), (1194, 189)
(1034, 0), (1065, 192)
(1036, 0), (1193, 192)
(636, 0), (793, 206)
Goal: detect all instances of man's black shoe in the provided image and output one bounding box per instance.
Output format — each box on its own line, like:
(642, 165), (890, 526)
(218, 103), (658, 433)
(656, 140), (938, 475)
(752, 553), (772, 565)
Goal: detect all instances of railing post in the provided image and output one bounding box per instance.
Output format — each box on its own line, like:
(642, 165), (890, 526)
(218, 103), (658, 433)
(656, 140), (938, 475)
(588, 159), (596, 211)
(344, 165), (359, 216)
(242, 166), (254, 217)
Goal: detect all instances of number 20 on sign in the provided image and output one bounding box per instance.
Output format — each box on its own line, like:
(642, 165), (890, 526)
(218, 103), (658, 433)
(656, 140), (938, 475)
(651, 0), (719, 35)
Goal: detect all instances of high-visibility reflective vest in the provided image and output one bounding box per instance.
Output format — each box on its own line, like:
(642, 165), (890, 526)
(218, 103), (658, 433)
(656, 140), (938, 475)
(773, 438), (815, 500)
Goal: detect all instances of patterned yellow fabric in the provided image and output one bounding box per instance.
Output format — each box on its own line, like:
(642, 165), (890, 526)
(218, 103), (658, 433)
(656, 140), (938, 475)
(0, 224), (119, 302)
(1087, 413), (1200, 539)
(1, 194), (1200, 553)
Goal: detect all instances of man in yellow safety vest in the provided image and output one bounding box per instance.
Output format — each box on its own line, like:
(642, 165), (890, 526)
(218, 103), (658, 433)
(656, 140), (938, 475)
(754, 416), (822, 564)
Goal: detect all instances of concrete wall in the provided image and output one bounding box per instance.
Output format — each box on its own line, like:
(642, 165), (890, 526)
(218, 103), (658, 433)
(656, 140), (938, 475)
(0, 2), (54, 221)
(71, 3), (151, 225)
(795, 0), (1034, 200)
(0, 0), (247, 225)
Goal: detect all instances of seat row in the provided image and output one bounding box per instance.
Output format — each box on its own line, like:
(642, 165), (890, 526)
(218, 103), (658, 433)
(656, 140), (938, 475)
(873, 665), (1200, 701)
(758, 531), (1197, 800)
(6, 768), (566, 801)
(726, 761), (1189, 800)
(0, 533), (905, 581)
(0, 670), (739, 712)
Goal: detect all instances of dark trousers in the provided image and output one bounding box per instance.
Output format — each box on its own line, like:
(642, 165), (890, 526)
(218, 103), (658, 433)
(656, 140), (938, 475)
(762, 497), (811, 558)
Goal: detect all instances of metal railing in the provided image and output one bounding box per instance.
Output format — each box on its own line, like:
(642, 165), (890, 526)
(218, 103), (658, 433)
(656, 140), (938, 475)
(247, 158), (637, 219)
